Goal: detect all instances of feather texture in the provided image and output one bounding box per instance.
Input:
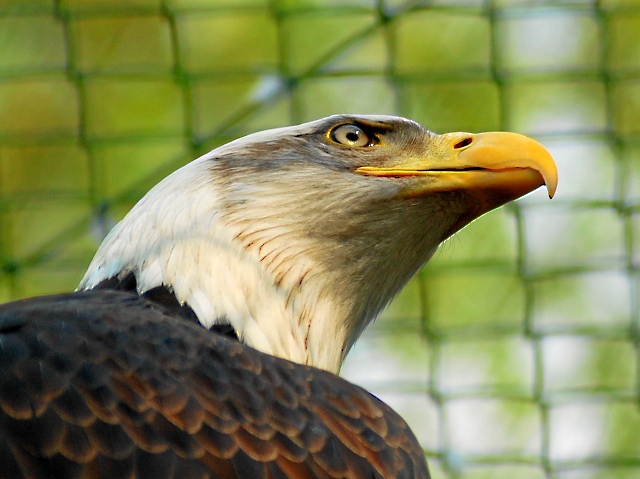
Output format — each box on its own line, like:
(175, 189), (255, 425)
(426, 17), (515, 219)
(0, 290), (430, 479)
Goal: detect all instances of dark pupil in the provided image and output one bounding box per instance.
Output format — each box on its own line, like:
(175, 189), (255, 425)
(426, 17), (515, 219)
(346, 130), (360, 142)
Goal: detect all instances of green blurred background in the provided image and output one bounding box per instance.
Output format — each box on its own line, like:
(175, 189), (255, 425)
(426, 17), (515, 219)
(1, 0), (639, 477)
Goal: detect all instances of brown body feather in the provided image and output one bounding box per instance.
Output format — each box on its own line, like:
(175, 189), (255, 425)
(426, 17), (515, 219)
(0, 290), (430, 479)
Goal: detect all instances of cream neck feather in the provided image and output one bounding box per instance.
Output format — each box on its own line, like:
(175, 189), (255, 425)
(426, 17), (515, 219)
(79, 156), (363, 373)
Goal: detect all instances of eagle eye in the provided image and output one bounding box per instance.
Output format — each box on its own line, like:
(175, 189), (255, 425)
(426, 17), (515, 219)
(330, 124), (374, 147)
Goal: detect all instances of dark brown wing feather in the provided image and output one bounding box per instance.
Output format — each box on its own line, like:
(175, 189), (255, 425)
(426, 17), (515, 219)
(0, 290), (430, 479)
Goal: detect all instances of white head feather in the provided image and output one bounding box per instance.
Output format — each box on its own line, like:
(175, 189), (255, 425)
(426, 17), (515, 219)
(79, 115), (477, 372)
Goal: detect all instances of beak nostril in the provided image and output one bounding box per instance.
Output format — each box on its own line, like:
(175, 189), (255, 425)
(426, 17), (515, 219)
(454, 137), (473, 149)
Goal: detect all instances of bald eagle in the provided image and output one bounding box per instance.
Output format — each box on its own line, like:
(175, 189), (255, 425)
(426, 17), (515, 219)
(0, 115), (556, 478)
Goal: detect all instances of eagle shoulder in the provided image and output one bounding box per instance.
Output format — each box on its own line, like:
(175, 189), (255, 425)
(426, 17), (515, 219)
(0, 290), (430, 479)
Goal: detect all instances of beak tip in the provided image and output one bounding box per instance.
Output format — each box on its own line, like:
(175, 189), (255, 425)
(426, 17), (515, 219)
(544, 170), (558, 199)
(547, 183), (557, 199)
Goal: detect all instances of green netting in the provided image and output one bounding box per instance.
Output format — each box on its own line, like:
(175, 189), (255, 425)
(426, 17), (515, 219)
(1, 0), (639, 478)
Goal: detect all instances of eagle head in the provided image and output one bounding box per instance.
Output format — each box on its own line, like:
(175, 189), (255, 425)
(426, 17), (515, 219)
(79, 115), (557, 373)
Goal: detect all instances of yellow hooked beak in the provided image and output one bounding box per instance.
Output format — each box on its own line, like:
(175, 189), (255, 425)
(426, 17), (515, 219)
(355, 130), (558, 236)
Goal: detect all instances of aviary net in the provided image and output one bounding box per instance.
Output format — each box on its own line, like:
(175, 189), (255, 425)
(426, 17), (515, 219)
(1, 1), (638, 478)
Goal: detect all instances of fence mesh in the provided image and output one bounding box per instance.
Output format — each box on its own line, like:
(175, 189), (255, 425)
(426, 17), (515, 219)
(1, 0), (639, 477)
